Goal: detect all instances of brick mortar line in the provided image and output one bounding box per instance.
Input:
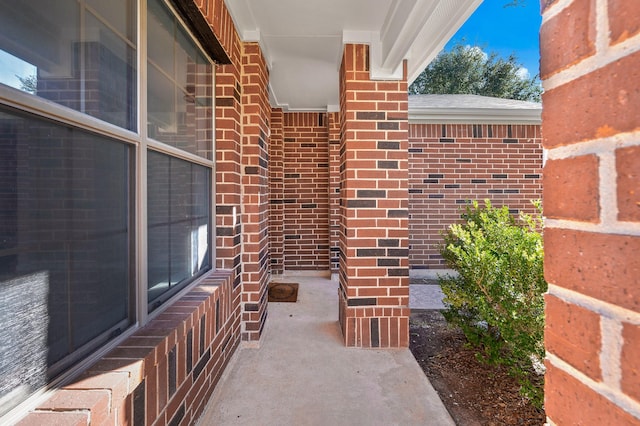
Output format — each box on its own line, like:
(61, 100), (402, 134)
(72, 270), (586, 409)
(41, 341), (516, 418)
(600, 317), (623, 390)
(546, 353), (640, 418)
(595, 0), (610, 55)
(545, 130), (640, 160)
(543, 32), (640, 92)
(599, 151), (619, 226)
(540, 0), (575, 23)
(544, 218), (640, 237)
(548, 283), (640, 325)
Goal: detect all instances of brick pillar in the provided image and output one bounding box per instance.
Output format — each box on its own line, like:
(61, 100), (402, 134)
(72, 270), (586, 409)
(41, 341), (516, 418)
(240, 42), (270, 341)
(209, 1), (243, 335)
(269, 108), (284, 274)
(328, 112), (341, 275)
(215, 61), (241, 278)
(337, 44), (410, 348)
(541, 1), (640, 424)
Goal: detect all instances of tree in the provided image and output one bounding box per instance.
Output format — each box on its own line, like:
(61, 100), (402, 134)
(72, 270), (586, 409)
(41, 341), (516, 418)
(409, 43), (542, 102)
(16, 74), (37, 94)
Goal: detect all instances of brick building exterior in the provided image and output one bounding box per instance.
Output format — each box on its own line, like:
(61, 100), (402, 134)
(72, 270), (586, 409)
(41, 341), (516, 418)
(408, 94), (543, 270)
(1, 0), (638, 424)
(541, 1), (640, 424)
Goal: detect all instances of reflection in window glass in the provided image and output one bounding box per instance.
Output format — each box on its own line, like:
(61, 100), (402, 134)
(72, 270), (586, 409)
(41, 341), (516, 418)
(147, 0), (213, 159)
(147, 151), (211, 309)
(0, 106), (131, 416)
(0, 0), (137, 131)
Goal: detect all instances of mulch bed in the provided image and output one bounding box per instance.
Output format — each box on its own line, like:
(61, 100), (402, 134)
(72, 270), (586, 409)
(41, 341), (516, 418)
(409, 310), (546, 425)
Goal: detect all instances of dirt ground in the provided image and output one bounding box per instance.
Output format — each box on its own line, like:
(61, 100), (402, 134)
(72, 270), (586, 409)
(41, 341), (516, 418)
(409, 310), (546, 425)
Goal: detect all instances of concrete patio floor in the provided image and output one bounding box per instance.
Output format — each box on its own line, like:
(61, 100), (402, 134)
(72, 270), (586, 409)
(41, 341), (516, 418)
(197, 276), (454, 426)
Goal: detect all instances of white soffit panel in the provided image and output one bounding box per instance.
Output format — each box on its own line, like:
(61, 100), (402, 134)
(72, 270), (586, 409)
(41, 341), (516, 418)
(224, 0), (482, 111)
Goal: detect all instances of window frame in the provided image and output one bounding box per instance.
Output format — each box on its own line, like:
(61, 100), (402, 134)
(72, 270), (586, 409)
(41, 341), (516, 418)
(0, 0), (216, 418)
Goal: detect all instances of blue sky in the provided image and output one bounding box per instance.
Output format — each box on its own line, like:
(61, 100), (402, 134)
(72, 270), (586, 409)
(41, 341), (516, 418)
(445, 0), (542, 78)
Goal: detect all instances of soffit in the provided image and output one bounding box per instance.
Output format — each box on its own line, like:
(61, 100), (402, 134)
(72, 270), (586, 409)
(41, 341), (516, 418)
(225, 0), (481, 111)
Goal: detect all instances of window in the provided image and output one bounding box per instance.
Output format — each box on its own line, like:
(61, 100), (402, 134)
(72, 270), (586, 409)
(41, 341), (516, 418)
(0, 0), (214, 417)
(147, 151), (211, 308)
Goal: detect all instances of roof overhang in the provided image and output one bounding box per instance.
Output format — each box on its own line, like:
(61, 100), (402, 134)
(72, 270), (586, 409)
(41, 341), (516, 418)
(408, 94), (542, 124)
(224, 0), (482, 111)
(409, 107), (543, 124)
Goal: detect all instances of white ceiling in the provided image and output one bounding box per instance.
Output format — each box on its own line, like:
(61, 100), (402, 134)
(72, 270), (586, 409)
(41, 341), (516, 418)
(224, 0), (482, 111)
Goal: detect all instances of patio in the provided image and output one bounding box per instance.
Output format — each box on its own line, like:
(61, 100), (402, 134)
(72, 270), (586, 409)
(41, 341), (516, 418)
(2, 0), (639, 424)
(198, 276), (454, 425)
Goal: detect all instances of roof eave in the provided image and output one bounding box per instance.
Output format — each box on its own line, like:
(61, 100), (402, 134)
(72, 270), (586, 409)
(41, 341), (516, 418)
(408, 107), (542, 125)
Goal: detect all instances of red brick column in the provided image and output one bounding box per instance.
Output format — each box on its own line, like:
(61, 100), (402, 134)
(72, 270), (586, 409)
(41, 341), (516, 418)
(240, 42), (270, 341)
(328, 112), (341, 275)
(541, 1), (640, 423)
(338, 44), (409, 348)
(269, 108), (284, 275)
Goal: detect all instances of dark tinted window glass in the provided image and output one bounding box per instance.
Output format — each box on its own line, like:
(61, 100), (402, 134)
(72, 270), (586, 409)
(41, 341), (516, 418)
(0, 107), (131, 416)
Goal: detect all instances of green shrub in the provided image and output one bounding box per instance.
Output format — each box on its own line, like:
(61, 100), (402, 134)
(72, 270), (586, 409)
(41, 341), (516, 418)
(439, 200), (546, 408)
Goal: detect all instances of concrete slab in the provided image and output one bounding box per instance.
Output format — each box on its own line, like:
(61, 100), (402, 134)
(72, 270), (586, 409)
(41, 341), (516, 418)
(409, 285), (446, 310)
(197, 276), (454, 426)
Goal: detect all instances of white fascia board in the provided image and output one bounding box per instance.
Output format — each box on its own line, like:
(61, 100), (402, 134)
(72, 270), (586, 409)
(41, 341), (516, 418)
(407, 0), (482, 84)
(409, 107), (542, 125)
(380, 0), (438, 72)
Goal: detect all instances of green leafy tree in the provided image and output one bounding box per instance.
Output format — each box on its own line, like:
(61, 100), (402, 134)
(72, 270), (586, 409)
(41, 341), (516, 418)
(16, 74), (37, 94)
(409, 43), (542, 102)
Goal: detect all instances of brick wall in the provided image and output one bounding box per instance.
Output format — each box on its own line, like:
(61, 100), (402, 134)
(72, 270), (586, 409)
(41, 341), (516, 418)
(213, 5), (242, 289)
(269, 108), (285, 274)
(541, 0), (640, 424)
(328, 112), (342, 274)
(240, 42), (271, 341)
(280, 112), (330, 271)
(18, 271), (240, 426)
(338, 44), (410, 348)
(408, 123), (543, 269)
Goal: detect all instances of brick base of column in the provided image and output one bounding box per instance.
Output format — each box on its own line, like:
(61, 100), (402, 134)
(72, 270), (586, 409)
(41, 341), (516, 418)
(338, 288), (409, 348)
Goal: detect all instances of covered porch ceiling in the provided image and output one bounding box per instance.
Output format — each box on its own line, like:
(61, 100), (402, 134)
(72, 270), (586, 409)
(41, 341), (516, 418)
(224, 0), (482, 112)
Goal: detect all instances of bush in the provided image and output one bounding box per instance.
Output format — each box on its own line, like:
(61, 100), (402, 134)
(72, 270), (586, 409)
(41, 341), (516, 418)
(439, 200), (546, 408)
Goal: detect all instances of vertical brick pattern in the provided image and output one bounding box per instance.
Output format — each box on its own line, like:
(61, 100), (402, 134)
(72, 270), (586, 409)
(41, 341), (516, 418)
(328, 112), (342, 274)
(338, 44), (409, 348)
(269, 108), (285, 274)
(408, 123), (543, 269)
(542, 1), (640, 424)
(281, 112), (330, 271)
(20, 271), (241, 426)
(241, 42), (270, 341)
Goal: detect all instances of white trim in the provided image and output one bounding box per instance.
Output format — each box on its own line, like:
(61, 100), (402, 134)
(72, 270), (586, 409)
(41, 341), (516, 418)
(0, 85), (141, 146)
(409, 106), (541, 125)
(138, 0), (149, 326)
(406, 0), (482, 84)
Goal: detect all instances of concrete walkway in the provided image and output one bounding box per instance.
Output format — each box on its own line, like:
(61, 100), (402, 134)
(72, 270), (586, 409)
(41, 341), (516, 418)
(197, 276), (454, 426)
